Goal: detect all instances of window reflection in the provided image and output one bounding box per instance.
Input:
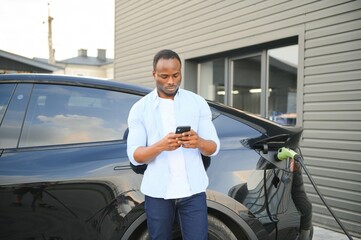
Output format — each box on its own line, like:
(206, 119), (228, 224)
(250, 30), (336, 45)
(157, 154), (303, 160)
(268, 45), (298, 125)
(0, 84), (16, 125)
(232, 55), (262, 115)
(20, 85), (141, 147)
(198, 58), (225, 104)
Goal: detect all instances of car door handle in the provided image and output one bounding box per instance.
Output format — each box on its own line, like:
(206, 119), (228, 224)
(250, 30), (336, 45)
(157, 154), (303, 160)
(113, 164), (131, 171)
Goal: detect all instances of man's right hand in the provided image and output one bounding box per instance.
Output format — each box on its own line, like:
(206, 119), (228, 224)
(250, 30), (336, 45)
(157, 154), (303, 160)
(133, 132), (180, 164)
(161, 132), (182, 151)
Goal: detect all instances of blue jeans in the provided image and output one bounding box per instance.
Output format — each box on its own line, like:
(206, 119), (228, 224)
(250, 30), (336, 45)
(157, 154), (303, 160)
(144, 192), (208, 240)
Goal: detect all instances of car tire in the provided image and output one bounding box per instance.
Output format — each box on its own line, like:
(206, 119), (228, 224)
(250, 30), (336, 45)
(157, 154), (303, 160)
(136, 214), (238, 240)
(207, 214), (238, 240)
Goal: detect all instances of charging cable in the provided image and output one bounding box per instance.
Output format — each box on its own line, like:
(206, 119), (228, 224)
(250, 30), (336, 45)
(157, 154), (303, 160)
(276, 147), (353, 240)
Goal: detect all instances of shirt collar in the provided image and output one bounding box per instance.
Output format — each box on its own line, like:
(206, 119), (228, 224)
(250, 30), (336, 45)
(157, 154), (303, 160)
(151, 88), (182, 109)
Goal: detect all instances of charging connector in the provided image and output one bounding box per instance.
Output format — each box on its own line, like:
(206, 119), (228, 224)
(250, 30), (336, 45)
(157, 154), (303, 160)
(275, 147), (298, 161)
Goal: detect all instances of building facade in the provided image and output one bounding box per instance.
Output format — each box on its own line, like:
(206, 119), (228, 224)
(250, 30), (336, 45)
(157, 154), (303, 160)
(1, 49), (113, 79)
(57, 49), (114, 78)
(114, 0), (361, 237)
(0, 49), (63, 74)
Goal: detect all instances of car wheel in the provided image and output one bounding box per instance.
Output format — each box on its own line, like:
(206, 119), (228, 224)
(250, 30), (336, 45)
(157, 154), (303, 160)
(207, 214), (238, 240)
(136, 214), (238, 240)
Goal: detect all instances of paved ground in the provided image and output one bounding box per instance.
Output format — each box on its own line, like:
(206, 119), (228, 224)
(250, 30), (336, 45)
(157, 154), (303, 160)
(313, 226), (360, 240)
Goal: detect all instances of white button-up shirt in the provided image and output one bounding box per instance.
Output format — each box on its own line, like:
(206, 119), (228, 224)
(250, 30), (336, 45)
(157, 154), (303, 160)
(127, 88), (220, 199)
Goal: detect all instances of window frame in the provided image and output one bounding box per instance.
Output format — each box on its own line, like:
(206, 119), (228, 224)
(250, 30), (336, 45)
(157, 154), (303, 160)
(187, 36), (302, 127)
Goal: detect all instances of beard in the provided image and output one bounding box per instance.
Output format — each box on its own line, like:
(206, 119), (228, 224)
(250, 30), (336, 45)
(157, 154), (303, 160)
(157, 85), (179, 98)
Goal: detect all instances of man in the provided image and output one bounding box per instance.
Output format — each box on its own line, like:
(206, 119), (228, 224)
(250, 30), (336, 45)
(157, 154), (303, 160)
(127, 49), (220, 240)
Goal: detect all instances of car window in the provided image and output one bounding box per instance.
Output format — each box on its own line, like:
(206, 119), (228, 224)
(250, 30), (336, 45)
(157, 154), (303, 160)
(211, 109), (262, 149)
(0, 84), (32, 149)
(19, 84), (141, 147)
(0, 84), (16, 125)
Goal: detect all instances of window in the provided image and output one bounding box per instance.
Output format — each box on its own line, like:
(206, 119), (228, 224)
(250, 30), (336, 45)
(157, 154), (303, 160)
(231, 54), (262, 115)
(192, 41), (298, 126)
(0, 84), (16, 125)
(197, 58), (226, 104)
(268, 45), (298, 125)
(20, 84), (141, 147)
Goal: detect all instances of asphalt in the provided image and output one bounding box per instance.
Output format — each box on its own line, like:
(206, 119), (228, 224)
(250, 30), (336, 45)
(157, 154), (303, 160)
(313, 226), (360, 240)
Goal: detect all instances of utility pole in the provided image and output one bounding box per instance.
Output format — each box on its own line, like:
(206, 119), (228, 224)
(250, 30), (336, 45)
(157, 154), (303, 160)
(48, 2), (55, 64)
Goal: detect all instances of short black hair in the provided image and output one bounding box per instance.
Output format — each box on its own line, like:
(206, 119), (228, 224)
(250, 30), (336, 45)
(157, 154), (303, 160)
(153, 49), (181, 71)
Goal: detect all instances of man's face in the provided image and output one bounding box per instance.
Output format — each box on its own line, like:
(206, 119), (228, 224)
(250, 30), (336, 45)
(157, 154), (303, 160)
(153, 58), (182, 99)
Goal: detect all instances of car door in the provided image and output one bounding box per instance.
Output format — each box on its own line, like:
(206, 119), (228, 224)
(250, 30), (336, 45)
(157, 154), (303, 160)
(0, 82), (144, 240)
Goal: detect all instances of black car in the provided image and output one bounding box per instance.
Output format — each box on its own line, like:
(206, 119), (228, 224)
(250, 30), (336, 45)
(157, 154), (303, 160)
(0, 74), (312, 240)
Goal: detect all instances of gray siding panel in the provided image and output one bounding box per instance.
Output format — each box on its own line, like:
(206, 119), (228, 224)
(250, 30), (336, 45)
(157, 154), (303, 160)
(302, 138), (361, 152)
(305, 40), (361, 57)
(310, 196), (361, 221)
(304, 90), (361, 102)
(304, 80), (361, 93)
(305, 60), (361, 75)
(306, 29), (361, 48)
(115, 0), (361, 237)
(304, 101), (361, 111)
(304, 121), (361, 130)
(303, 130), (361, 141)
(306, 17), (361, 39)
(305, 174), (360, 192)
(305, 70), (361, 84)
(304, 111), (361, 121)
(302, 148), (361, 162)
(304, 157), (361, 173)
(305, 4), (361, 30)
(305, 50), (361, 66)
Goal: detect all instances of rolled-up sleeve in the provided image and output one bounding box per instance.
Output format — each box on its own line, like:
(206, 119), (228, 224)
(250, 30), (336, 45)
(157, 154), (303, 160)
(127, 102), (147, 166)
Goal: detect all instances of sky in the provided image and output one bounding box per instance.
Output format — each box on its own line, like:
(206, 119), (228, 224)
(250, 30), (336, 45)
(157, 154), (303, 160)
(0, 0), (114, 61)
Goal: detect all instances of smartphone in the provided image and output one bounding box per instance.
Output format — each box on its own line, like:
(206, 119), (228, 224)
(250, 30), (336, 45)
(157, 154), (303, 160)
(175, 126), (191, 134)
